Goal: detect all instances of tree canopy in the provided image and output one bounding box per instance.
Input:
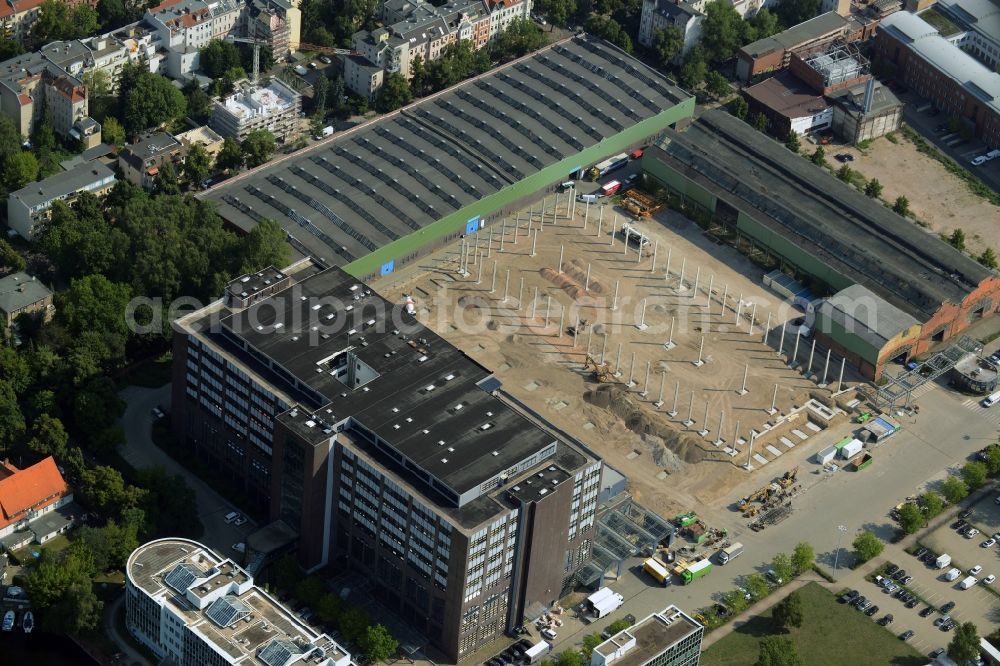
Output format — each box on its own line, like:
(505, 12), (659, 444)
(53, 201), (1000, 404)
(200, 39), (243, 78)
(242, 129), (276, 168)
(119, 64), (187, 136)
(948, 622), (980, 664)
(941, 475), (968, 504)
(898, 502), (924, 534)
(375, 73), (413, 113)
(755, 636), (803, 666)
(852, 531), (884, 563)
(772, 591), (803, 631)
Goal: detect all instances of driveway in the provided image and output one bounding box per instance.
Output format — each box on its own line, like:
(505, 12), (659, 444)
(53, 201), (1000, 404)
(118, 385), (256, 554)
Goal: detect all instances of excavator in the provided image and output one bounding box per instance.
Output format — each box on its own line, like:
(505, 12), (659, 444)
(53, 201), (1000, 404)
(584, 355), (612, 383)
(778, 467), (798, 489)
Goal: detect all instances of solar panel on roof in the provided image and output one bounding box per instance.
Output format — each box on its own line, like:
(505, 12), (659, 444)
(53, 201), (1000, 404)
(206, 594), (252, 627)
(164, 563), (199, 593)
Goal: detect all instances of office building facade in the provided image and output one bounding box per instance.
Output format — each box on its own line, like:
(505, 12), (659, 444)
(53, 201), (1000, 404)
(171, 263), (603, 661)
(590, 606), (703, 666)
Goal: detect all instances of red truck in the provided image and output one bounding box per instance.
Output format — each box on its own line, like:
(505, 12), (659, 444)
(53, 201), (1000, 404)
(601, 180), (621, 197)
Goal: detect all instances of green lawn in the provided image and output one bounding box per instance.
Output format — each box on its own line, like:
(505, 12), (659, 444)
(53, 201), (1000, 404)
(701, 583), (926, 666)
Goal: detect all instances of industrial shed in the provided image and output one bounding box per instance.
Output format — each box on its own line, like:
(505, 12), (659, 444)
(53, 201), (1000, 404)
(203, 35), (693, 279)
(641, 110), (1000, 379)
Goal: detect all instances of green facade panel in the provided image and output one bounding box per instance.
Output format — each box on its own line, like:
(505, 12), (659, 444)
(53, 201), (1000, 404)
(640, 153), (717, 211)
(343, 98), (696, 278)
(812, 310), (880, 363)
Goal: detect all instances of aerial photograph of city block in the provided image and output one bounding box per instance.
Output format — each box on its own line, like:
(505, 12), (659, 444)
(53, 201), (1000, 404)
(0, 0), (998, 663)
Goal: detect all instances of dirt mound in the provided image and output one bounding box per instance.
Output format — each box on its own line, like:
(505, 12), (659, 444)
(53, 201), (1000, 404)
(583, 384), (707, 464)
(564, 260), (606, 295)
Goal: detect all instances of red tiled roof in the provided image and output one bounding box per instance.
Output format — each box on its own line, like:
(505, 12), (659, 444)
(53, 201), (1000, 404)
(0, 457), (70, 530)
(0, 0), (46, 19)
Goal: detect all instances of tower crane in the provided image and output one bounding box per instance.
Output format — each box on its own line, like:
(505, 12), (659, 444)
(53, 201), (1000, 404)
(225, 35), (270, 86)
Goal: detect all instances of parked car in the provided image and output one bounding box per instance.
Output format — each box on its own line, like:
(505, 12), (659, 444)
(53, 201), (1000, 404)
(983, 574), (996, 585)
(224, 511), (241, 524)
(953, 519), (967, 530)
(902, 576), (913, 585)
(914, 547), (928, 558)
(151, 406), (164, 419)
(232, 542), (246, 553)
(886, 564), (899, 576)
(934, 617), (948, 627)
(846, 589), (860, 601)
(319, 55), (332, 64)
(971, 155), (988, 166)
(982, 538), (996, 548)
(900, 630), (914, 641)
(930, 648), (945, 659)
(970, 565), (983, 576)
(941, 601), (956, 613)
(905, 598), (918, 609)
(920, 606), (935, 618)
(234, 515), (248, 526)
(884, 583), (899, 594)
(877, 614), (893, 626)
(892, 569), (907, 581)
(865, 605), (879, 616)
(966, 528), (980, 539)
(959, 510), (972, 519)
(541, 628), (557, 640)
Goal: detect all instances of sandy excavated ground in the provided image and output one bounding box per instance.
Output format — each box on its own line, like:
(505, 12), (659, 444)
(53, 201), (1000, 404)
(835, 136), (999, 257)
(379, 199), (846, 517)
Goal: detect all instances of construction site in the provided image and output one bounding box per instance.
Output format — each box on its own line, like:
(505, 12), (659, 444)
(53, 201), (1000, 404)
(377, 182), (859, 521)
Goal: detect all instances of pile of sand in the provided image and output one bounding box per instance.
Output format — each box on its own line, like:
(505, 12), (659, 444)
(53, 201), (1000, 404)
(583, 384), (707, 464)
(539, 267), (589, 300)
(564, 259), (606, 294)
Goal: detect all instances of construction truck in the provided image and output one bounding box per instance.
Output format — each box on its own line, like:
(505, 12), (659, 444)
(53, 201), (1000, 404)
(584, 355), (612, 383)
(778, 467), (798, 489)
(680, 559), (713, 585)
(717, 542), (744, 565)
(642, 557), (671, 585)
(674, 512), (698, 528)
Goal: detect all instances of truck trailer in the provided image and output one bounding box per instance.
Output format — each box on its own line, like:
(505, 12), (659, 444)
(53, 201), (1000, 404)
(592, 153), (629, 178)
(643, 557), (670, 585)
(717, 542), (744, 565)
(681, 559), (712, 584)
(586, 587), (624, 618)
(600, 180), (621, 197)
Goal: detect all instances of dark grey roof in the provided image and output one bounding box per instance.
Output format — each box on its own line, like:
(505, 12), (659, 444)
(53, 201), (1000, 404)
(817, 284), (920, 350)
(188, 266), (586, 506)
(9, 162), (116, 209)
(827, 80), (902, 116)
(203, 35), (688, 265)
(121, 131), (181, 161)
(0, 272), (52, 315)
(740, 11), (848, 57)
(647, 111), (993, 320)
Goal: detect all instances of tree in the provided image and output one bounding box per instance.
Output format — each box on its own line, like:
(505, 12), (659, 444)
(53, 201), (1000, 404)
(584, 16), (633, 54)
(774, 0), (820, 27)
(56, 275), (132, 371)
(606, 618), (633, 633)
(4, 151), (39, 191)
(24, 548), (102, 634)
(705, 71), (731, 98)
(898, 502), (924, 534)
(199, 39), (242, 78)
(534, 0), (576, 27)
(679, 49), (707, 89)
(941, 475), (969, 504)
(791, 542), (814, 575)
(652, 26), (684, 66)
(810, 146), (826, 166)
(784, 130), (800, 152)
(982, 443), (1000, 476)
(30, 0), (73, 42)
(240, 218), (289, 273)
(294, 576), (327, 607)
(0, 37), (23, 61)
(721, 588), (749, 614)
(852, 531), (883, 563)
(556, 650), (584, 666)
(752, 112), (769, 133)
(0, 238), (26, 273)
(340, 607), (371, 644)
(375, 73), (413, 113)
(490, 18), (547, 62)
(749, 8), (781, 38)
(755, 636), (803, 666)
(772, 591), (803, 631)
(183, 78), (213, 122)
(961, 461), (988, 490)
(361, 624), (398, 663)
(119, 64), (187, 135)
(745, 573), (770, 600)
(216, 137), (244, 172)
(948, 622), (980, 665)
(948, 228), (966, 251)
(136, 466), (203, 538)
(72, 3), (99, 36)
(921, 491), (945, 519)
(28, 414), (69, 460)
(313, 74), (330, 113)
(835, 164), (852, 182)
(315, 593), (344, 626)
(581, 634), (603, 659)
(977, 247), (998, 269)
(728, 96), (748, 120)
(0, 346), (31, 394)
(771, 553), (793, 584)
(891, 195), (910, 217)
(100, 116), (125, 146)
(154, 161), (181, 195)
(241, 129), (276, 168)
(184, 143), (212, 186)
(699, 0), (746, 64)
(864, 178), (882, 198)
(0, 382), (26, 456)
(78, 464), (129, 515)
(409, 56), (427, 97)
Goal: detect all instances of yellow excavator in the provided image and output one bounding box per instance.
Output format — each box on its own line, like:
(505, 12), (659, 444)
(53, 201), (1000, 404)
(778, 467), (798, 489)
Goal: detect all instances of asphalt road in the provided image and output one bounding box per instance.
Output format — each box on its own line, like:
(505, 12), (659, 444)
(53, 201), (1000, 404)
(118, 384), (256, 555)
(541, 378), (1000, 654)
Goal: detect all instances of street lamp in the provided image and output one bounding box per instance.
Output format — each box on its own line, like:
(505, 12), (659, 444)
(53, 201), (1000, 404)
(833, 525), (848, 572)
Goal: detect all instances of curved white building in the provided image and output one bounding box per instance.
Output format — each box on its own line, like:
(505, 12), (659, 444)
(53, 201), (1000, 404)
(126, 538), (351, 666)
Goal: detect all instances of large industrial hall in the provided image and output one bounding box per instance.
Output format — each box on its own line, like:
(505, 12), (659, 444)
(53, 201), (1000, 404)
(641, 110), (1000, 379)
(204, 35), (693, 279)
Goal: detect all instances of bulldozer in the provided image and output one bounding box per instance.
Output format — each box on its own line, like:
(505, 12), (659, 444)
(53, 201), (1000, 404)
(584, 355), (612, 383)
(778, 467), (798, 489)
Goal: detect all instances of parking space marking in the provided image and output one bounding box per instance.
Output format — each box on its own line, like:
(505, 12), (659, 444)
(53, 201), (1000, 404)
(961, 397), (1000, 425)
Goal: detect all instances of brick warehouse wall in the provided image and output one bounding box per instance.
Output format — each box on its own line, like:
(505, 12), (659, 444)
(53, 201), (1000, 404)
(917, 275), (1000, 356)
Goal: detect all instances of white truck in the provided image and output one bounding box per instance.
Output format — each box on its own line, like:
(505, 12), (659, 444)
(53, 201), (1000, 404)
(524, 641), (550, 664)
(935, 553), (952, 569)
(960, 575), (978, 590)
(587, 587), (624, 619)
(717, 542), (744, 565)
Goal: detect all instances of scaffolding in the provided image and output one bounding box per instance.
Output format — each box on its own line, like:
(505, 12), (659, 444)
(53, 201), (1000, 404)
(575, 495), (674, 588)
(804, 43), (869, 88)
(869, 335), (982, 411)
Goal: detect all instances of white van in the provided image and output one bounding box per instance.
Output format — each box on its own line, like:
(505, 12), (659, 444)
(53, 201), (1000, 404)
(560, 181), (575, 191)
(982, 391), (1000, 408)
(960, 575), (978, 590)
(944, 567), (962, 581)
(578, 193), (599, 203)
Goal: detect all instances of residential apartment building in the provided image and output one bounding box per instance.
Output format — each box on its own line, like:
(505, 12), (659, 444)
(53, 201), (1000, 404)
(934, 0), (1000, 69)
(118, 131), (185, 189)
(0, 272), (53, 329)
(0, 456), (76, 552)
(345, 0), (530, 100)
(590, 606), (704, 666)
(0, 0), (45, 43)
(7, 161), (116, 240)
(126, 538), (353, 666)
(0, 51), (93, 139)
(209, 77), (301, 141)
(244, 0), (301, 55)
(171, 263), (603, 662)
(875, 10), (1000, 148)
(176, 124), (225, 156)
(637, 0), (703, 63)
(144, 0), (242, 78)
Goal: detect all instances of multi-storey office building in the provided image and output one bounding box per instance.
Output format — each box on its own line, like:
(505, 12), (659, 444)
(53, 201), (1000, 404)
(126, 538), (352, 666)
(590, 606), (703, 666)
(171, 263), (603, 661)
